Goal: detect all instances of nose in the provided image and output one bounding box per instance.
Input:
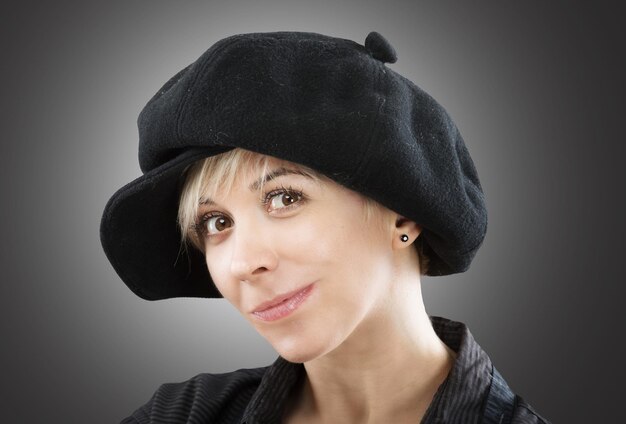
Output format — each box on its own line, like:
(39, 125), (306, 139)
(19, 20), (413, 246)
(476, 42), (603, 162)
(229, 226), (279, 282)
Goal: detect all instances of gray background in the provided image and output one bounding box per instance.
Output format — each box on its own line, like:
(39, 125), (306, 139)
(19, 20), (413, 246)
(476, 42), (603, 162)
(1, 1), (624, 422)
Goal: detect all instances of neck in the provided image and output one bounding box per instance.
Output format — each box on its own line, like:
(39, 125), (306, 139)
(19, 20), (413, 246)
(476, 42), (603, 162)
(284, 276), (456, 423)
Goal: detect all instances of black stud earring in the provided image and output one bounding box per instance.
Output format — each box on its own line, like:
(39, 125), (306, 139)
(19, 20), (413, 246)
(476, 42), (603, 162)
(400, 234), (409, 242)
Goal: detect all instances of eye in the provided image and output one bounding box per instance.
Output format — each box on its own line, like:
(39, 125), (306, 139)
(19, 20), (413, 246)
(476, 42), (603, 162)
(267, 189), (304, 211)
(201, 214), (233, 236)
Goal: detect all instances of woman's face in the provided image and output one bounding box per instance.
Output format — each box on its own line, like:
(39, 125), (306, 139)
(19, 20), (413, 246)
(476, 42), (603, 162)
(196, 157), (401, 363)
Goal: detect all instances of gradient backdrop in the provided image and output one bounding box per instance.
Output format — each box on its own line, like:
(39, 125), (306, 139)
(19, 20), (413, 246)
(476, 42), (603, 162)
(2, 1), (624, 422)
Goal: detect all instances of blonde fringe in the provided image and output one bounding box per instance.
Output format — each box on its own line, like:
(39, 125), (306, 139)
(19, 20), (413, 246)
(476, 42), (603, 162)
(177, 148), (429, 274)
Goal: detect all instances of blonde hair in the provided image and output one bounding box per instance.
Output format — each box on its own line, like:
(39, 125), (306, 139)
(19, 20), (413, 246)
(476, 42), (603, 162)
(177, 148), (429, 274)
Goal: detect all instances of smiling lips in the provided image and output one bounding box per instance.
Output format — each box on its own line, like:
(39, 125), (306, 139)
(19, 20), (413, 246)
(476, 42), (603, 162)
(251, 284), (315, 322)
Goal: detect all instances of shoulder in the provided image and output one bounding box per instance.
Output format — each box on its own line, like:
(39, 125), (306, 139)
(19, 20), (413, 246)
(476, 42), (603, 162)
(121, 366), (268, 424)
(511, 395), (551, 424)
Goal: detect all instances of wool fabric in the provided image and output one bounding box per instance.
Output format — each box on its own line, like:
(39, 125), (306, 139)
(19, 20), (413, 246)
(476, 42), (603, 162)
(100, 31), (488, 300)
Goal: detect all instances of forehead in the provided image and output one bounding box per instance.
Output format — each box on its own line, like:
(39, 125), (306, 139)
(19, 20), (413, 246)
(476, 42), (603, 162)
(237, 155), (290, 186)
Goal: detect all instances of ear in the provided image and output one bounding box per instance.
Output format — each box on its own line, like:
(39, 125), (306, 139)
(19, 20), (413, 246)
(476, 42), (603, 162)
(393, 216), (422, 250)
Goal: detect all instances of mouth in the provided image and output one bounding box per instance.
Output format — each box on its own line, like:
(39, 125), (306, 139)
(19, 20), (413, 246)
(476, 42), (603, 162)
(251, 283), (315, 322)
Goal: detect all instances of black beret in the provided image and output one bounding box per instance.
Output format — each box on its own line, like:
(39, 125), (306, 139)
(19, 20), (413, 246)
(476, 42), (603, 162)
(100, 31), (487, 300)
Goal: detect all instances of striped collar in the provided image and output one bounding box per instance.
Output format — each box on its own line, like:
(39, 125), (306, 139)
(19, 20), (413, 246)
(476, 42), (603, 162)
(241, 316), (495, 424)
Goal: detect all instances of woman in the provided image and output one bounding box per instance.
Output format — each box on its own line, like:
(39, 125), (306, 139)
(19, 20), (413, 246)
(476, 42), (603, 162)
(101, 31), (549, 423)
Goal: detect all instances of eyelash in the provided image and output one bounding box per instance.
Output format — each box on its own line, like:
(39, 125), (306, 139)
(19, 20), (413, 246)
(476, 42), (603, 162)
(193, 185), (307, 239)
(261, 185), (305, 209)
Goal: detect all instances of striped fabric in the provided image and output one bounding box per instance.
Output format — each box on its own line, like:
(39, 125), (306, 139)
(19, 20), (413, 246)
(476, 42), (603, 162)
(122, 317), (549, 423)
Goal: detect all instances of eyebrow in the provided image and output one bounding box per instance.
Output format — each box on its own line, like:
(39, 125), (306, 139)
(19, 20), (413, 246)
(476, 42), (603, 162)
(249, 167), (312, 191)
(198, 167), (312, 205)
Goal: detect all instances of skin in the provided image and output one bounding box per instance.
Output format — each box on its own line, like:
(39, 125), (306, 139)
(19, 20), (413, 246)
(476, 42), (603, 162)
(195, 156), (456, 423)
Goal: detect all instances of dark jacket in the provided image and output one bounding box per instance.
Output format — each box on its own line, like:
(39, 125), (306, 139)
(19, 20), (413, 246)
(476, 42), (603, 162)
(121, 317), (549, 423)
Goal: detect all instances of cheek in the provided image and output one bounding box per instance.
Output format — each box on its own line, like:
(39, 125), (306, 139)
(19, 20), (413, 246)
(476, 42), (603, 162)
(205, 250), (240, 306)
(291, 206), (390, 297)
(302, 206), (385, 264)
(282, 212), (351, 267)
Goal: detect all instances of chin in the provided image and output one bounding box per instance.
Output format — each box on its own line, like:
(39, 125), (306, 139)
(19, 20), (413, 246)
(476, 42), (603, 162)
(269, 336), (331, 364)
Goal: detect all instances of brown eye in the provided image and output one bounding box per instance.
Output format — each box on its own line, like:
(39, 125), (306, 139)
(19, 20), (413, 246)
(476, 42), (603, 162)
(269, 191), (302, 210)
(206, 215), (233, 235)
